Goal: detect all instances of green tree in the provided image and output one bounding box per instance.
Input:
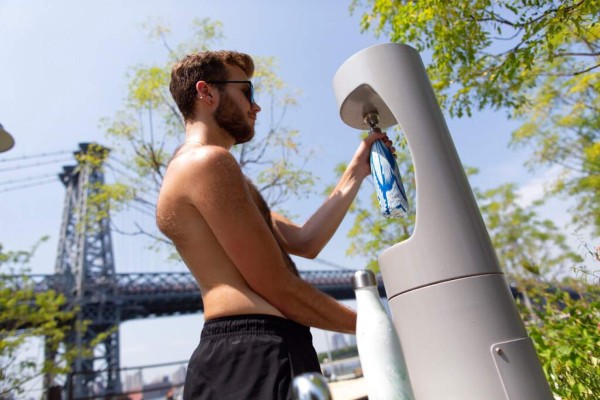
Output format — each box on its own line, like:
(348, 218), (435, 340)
(511, 65), (600, 235)
(350, 0), (600, 235)
(474, 181), (582, 278)
(0, 239), (76, 398)
(99, 18), (316, 254)
(518, 277), (600, 399)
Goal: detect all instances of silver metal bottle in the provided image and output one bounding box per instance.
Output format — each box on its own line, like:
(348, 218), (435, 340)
(352, 270), (415, 400)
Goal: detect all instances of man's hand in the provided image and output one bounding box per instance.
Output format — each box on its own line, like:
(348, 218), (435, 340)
(347, 131), (396, 180)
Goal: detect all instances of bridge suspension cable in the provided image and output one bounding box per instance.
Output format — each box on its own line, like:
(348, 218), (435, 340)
(105, 160), (137, 181)
(0, 149), (78, 194)
(0, 177), (57, 193)
(0, 172), (56, 186)
(0, 149), (71, 163)
(0, 156), (72, 173)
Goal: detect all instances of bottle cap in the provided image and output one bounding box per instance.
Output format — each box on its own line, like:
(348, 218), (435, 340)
(352, 270), (376, 289)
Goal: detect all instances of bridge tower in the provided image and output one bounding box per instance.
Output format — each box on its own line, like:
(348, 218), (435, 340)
(51, 142), (122, 398)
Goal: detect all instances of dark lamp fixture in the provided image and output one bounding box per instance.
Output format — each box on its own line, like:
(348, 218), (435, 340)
(0, 123), (15, 153)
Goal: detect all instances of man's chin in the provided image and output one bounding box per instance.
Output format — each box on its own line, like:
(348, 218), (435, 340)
(233, 130), (254, 145)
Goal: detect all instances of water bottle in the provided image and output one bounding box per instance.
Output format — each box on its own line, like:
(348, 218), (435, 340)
(365, 112), (409, 218)
(352, 270), (415, 400)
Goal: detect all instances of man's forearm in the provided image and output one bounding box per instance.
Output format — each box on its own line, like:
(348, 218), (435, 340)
(297, 167), (365, 257)
(266, 275), (357, 334)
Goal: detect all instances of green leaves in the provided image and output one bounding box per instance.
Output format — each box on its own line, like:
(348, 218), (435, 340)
(0, 241), (78, 397)
(518, 279), (600, 399)
(351, 0), (600, 234)
(510, 66), (600, 235)
(475, 181), (582, 277)
(127, 66), (171, 109)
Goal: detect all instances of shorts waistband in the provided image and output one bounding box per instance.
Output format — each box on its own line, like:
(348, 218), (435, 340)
(201, 314), (311, 340)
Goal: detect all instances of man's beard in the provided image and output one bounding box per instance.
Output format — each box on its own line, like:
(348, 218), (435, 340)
(214, 93), (255, 145)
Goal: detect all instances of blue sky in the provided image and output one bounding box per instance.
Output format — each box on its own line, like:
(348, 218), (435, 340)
(0, 0), (588, 389)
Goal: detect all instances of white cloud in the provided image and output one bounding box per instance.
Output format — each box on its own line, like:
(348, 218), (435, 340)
(516, 165), (562, 208)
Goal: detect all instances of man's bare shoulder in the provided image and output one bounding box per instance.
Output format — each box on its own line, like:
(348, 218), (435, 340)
(163, 145), (240, 190)
(168, 145), (238, 176)
(157, 145), (244, 239)
(162, 144), (247, 206)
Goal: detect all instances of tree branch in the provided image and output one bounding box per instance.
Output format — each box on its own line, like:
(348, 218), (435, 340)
(573, 63), (600, 75)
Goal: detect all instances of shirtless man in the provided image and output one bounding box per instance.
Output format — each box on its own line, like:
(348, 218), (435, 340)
(157, 50), (395, 399)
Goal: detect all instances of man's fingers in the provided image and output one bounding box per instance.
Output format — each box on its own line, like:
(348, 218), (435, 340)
(363, 132), (386, 145)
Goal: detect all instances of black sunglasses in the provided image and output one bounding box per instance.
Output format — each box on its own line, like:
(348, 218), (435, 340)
(205, 80), (255, 105)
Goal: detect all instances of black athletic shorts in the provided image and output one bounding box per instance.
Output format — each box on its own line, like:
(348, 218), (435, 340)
(183, 314), (321, 400)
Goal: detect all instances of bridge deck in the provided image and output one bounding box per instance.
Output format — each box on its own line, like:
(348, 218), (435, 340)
(27, 270), (386, 321)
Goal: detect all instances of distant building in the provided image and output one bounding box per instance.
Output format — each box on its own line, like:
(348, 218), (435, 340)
(123, 370), (143, 400)
(143, 376), (171, 400)
(347, 334), (357, 347)
(124, 371), (143, 392)
(171, 365), (186, 386)
(330, 333), (349, 350)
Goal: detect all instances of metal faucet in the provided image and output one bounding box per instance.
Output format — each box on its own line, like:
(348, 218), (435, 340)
(292, 373), (332, 400)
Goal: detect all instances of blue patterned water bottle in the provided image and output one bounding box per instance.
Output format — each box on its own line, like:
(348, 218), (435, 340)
(365, 112), (409, 218)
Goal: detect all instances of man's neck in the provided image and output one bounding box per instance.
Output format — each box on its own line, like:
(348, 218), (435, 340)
(185, 120), (234, 149)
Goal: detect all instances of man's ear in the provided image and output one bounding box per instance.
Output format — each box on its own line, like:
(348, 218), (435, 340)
(195, 81), (215, 104)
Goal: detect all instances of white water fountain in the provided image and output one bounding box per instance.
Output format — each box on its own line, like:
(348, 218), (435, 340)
(333, 43), (553, 400)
